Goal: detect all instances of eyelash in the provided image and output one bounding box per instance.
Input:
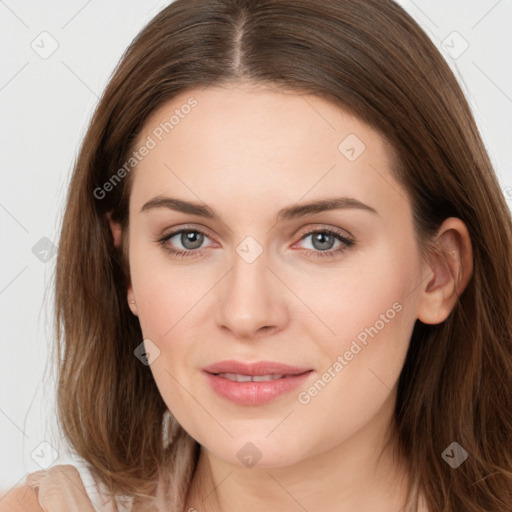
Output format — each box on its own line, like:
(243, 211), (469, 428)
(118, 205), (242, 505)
(156, 226), (355, 260)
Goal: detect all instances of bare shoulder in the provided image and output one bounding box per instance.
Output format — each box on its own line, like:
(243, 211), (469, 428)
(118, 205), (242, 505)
(0, 484), (43, 512)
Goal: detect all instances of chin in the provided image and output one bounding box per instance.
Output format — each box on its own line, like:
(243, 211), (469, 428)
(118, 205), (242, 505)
(202, 433), (314, 469)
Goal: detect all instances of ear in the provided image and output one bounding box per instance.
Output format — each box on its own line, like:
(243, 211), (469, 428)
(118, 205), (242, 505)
(106, 210), (123, 248)
(106, 211), (137, 317)
(417, 217), (473, 325)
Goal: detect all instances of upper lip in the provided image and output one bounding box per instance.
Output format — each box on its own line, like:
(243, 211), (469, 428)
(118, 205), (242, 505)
(202, 360), (312, 376)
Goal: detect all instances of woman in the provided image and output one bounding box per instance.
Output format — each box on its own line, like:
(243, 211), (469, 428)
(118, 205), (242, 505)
(3, 0), (511, 510)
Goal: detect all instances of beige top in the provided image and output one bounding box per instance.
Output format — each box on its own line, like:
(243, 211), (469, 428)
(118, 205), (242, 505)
(25, 463), (133, 512)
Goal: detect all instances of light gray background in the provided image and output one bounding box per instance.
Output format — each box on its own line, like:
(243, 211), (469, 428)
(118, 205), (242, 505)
(1, 0), (511, 493)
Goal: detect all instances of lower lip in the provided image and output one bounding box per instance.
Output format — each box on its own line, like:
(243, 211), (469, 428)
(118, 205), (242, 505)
(203, 371), (313, 406)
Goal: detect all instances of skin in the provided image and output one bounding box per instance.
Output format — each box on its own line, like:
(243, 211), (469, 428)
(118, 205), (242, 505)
(109, 82), (472, 512)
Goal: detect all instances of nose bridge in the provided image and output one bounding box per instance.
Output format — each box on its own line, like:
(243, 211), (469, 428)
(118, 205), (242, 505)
(216, 235), (287, 337)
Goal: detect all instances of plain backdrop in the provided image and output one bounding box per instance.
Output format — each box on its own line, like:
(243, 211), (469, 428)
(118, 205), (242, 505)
(1, 0), (511, 493)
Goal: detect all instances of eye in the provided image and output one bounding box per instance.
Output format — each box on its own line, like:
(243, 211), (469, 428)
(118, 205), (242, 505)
(294, 228), (355, 259)
(156, 228), (214, 259)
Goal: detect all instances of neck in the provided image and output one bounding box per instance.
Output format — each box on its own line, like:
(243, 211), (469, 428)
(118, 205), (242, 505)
(184, 392), (414, 512)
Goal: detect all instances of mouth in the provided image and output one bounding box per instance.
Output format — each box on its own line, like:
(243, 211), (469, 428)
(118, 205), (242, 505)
(201, 360), (314, 405)
(213, 372), (290, 382)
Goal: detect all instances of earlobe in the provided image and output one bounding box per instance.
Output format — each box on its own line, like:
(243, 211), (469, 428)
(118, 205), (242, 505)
(417, 217), (473, 325)
(128, 288), (138, 317)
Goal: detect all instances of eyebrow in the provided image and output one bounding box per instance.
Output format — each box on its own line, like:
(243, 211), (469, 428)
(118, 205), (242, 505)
(140, 195), (378, 221)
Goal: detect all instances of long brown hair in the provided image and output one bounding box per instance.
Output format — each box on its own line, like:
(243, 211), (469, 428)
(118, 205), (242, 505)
(53, 0), (512, 510)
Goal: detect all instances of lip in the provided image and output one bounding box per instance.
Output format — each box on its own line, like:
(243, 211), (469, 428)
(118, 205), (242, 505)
(202, 360), (312, 376)
(202, 360), (314, 406)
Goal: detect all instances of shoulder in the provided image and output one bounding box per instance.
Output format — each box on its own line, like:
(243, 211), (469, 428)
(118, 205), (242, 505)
(0, 484), (43, 512)
(1, 464), (97, 512)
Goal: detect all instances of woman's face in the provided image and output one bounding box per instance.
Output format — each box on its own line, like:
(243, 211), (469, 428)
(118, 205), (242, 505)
(124, 83), (427, 468)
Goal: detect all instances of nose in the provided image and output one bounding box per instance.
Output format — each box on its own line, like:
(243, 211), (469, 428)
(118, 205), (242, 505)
(215, 245), (289, 340)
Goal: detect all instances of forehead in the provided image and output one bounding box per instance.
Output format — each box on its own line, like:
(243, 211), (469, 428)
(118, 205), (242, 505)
(128, 84), (404, 219)
(137, 82), (391, 159)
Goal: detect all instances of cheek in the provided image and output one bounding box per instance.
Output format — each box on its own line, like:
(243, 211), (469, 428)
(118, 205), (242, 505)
(129, 237), (216, 338)
(298, 296), (416, 447)
(295, 239), (420, 409)
(293, 239), (419, 349)
(292, 275), (418, 452)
